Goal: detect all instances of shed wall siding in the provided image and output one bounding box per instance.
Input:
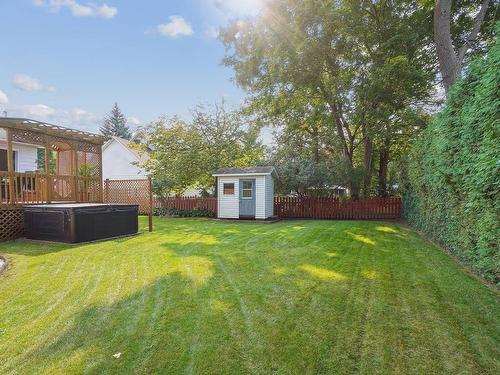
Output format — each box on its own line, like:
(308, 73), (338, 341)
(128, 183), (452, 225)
(217, 174), (271, 219)
(265, 174), (274, 218)
(218, 176), (239, 218)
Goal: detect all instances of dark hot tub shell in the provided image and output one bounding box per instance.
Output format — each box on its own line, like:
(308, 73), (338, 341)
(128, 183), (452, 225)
(23, 203), (138, 243)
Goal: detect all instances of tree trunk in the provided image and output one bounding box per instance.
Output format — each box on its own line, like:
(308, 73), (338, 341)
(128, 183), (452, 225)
(377, 139), (390, 197)
(434, 0), (457, 93)
(434, 0), (491, 93)
(362, 128), (373, 197)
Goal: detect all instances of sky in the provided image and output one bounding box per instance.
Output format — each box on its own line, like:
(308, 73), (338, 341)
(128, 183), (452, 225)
(0, 0), (271, 140)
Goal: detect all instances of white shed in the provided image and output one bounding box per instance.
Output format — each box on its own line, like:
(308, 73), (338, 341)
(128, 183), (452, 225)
(213, 166), (277, 220)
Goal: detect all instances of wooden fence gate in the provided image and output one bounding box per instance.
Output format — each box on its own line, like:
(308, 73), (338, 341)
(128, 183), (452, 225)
(104, 178), (153, 232)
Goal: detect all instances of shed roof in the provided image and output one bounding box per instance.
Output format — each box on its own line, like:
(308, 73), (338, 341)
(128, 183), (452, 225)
(0, 117), (107, 144)
(213, 166), (277, 177)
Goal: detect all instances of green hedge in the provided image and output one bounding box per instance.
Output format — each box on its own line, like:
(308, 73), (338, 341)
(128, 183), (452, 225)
(405, 36), (499, 285)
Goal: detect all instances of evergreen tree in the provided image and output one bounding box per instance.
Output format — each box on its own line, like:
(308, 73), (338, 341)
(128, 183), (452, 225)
(100, 103), (131, 139)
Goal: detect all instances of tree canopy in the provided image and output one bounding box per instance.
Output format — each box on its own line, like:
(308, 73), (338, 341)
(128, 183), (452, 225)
(138, 103), (265, 195)
(221, 0), (435, 197)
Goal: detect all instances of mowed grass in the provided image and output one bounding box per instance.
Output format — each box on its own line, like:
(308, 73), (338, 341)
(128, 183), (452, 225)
(0, 218), (498, 375)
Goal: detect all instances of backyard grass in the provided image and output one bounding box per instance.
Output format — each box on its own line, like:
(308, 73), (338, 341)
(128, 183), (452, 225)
(0, 217), (498, 375)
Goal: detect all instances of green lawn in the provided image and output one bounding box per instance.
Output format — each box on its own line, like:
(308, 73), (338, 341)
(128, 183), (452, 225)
(0, 218), (498, 375)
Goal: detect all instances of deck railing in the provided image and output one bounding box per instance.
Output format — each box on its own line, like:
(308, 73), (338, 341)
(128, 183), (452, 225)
(0, 171), (101, 207)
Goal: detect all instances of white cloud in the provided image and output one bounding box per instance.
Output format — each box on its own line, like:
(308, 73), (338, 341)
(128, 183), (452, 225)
(127, 117), (141, 126)
(205, 25), (219, 39)
(95, 4), (117, 18)
(156, 16), (194, 38)
(0, 90), (8, 105)
(25, 104), (56, 117)
(13, 74), (56, 92)
(6, 103), (101, 132)
(15, 74), (42, 91)
(33, 0), (117, 19)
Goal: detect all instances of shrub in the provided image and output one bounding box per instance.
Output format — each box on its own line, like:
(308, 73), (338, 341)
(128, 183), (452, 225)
(153, 207), (167, 216)
(405, 34), (499, 285)
(153, 207), (215, 218)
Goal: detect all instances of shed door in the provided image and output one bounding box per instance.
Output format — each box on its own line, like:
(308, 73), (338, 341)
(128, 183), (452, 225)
(239, 179), (256, 218)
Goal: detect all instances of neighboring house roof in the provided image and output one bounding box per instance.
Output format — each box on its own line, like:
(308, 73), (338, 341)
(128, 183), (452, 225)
(103, 136), (149, 164)
(213, 166), (277, 177)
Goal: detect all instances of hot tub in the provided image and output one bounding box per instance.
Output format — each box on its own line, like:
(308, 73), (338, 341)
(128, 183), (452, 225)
(23, 203), (138, 243)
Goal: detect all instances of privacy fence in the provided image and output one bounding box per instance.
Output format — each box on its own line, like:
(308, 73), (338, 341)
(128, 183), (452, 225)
(154, 196), (217, 213)
(154, 196), (401, 220)
(274, 196), (401, 219)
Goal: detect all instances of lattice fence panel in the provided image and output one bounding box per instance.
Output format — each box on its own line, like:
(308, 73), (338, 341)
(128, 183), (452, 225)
(104, 178), (151, 215)
(11, 128), (45, 147)
(0, 208), (24, 242)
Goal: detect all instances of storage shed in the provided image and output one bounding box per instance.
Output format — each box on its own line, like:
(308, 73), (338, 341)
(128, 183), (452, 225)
(213, 166), (277, 220)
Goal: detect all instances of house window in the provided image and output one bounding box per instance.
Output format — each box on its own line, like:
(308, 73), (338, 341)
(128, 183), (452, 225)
(242, 181), (253, 199)
(0, 150), (17, 172)
(223, 183), (234, 195)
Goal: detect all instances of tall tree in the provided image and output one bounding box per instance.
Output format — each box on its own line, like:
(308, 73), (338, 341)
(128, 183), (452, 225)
(345, 0), (434, 196)
(221, 0), (366, 196)
(433, 0), (493, 93)
(100, 103), (132, 139)
(221, 0), (434, 197)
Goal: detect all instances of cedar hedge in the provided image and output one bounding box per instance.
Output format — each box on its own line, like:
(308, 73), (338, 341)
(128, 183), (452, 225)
(404, 32), (499, 285)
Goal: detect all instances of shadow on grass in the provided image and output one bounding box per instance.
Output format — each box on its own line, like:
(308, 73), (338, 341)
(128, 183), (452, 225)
(2, 234), (142, 257)
(23, 275), (220, 374)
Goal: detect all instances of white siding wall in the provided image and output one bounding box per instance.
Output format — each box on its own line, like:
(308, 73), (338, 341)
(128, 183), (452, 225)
(265, 174), (275, 218)
(0, 140), (38, 172)
(217, 176), (240, 218)
(102, 140), (147, 180)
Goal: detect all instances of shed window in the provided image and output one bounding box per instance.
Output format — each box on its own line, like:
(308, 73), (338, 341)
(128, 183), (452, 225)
(242, 181), (253, 199)
(223, 183), (234, 195)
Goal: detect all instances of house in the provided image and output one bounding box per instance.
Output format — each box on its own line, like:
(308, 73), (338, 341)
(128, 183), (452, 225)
(102, 136), (149, 180)
(213, 166), (277, 220)
(0, 128), (38, 173)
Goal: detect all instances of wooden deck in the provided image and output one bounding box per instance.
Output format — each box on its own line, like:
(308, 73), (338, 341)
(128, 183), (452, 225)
(1, 171), (101, 208)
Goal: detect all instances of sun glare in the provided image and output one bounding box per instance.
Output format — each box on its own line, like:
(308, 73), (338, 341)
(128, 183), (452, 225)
(216, 0), (264, 17)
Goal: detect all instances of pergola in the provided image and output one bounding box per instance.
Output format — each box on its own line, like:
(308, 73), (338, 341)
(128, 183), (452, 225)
(0, 118), (107, 206)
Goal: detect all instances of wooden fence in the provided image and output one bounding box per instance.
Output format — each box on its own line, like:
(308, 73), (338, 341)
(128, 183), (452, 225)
(154, 197), (217, 213)
(154, 196), (400, 220)
(274, 196), (401, 219)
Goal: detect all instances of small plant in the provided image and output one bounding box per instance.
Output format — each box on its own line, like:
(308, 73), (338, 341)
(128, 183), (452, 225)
(153, 207), (167, 216)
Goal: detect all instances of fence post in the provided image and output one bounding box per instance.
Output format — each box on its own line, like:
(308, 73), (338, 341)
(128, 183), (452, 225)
(104, 178), (110, 203)
(6, 129), (15, 205)
(148, 177), (153, 232)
